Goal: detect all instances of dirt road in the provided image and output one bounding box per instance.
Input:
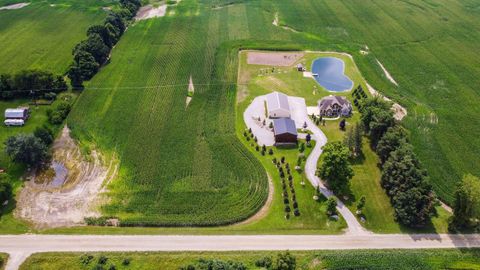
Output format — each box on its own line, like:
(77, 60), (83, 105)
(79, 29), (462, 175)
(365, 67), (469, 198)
(1, 234), (479, 269)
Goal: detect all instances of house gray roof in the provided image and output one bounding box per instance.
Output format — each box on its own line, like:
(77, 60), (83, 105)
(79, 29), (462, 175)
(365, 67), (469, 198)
(4, 108), (26, 119)
(318, 95), (351, 111)
(266, 91), (290, 113)
(273, 118), (297, 136)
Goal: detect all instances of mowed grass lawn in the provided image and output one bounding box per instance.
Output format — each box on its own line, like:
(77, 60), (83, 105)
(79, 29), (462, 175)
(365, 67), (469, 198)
(0, 0), (109, 74)
(20, 249), (480, 270)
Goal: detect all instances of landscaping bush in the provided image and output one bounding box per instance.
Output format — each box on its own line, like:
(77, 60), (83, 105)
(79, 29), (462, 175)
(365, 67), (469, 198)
(34, 126), (54, 145)
(47, 100), (72, 125)
(255, 256), (273, 268)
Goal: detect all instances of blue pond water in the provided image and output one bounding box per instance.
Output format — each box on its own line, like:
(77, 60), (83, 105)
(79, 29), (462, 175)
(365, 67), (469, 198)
(311, 57), (353, 92)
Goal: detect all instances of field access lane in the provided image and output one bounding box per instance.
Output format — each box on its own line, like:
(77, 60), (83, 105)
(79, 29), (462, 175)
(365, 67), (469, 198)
(1, 234), (480, 269)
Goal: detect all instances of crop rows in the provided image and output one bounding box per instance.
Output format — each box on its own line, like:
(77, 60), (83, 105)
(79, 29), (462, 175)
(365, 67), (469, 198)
(67, 0), (480, 225)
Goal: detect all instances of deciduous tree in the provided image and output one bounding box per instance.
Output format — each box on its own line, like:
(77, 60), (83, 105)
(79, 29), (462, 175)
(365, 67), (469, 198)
(318, 142), (354, 193)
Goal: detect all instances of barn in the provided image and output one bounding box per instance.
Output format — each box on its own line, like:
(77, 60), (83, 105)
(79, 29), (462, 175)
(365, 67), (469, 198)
(266, 91), (290, 118)
(273, 118), (297, 145)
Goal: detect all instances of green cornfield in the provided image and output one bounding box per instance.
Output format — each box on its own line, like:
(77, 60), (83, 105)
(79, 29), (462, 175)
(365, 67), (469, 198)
(67, 0), (480, 225)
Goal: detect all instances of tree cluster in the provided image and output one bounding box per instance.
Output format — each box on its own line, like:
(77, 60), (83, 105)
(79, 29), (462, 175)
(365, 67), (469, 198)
(450, 174), (480, 231)
(4, 126), (54, 168)
(343, 123), (362, 157)
(47, 100), (72, 125)
(317, 141), (354, 193)
(0, 70), (67, 100)
(180, 258), (247, 270)
(359, 97), (395, 147)
(68, 0), (141, 88)
(381, 143), (436, 227)
(356, 97), (436, 227)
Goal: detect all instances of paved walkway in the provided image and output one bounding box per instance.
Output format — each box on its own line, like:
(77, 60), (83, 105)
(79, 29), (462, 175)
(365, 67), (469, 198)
(1, 234), (480, 269)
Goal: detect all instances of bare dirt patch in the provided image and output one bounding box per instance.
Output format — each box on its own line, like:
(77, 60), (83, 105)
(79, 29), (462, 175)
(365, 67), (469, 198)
(376, 59), (398, 86)
(15, 126), (117, 229)
(247, 51), (304, 66)
(0, 2), (29, 10)
(186, 75), (194, 108)
(135, 4), (167, 20)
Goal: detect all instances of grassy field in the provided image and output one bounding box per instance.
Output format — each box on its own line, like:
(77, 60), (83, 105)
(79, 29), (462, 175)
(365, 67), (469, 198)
(20, 249), (480, 270)
(0, 0), (110, 74)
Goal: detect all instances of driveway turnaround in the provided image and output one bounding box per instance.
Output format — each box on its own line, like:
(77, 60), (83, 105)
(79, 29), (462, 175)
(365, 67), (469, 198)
(1, 234), (480, 269)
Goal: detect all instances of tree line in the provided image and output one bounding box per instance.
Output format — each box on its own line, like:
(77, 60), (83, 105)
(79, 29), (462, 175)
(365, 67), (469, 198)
(359, 97), (436, 227)
(0, 70), (67, 100)
(67, 0), (141, 88)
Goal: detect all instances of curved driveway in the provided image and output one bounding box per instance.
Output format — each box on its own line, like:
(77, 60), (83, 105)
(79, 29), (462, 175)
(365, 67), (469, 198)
(288, 96), (368, 235)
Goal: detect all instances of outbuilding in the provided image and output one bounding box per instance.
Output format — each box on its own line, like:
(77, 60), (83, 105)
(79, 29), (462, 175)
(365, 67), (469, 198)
(4, 119), (25, 126)
(4, 108), (29, 120)
(273, 117), (297, 145)
(266, 91), (290, 118)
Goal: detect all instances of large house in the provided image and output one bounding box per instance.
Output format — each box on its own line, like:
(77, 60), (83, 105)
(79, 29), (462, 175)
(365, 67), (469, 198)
(273, 117), (297, 145)
(318, 95), (352, 117)
(266, 91), (290, 118)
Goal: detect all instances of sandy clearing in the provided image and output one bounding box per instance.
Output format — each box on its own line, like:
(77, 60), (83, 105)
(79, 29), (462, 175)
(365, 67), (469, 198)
(376, 59), (398, 86)
(135, 4), (167, 20)
(0, 2), (29, 10)
(247, 51), (304, 66)
(186, 75), (194, 108)
(15, 126), (117, 229)
(366, 83), (407, 121)
(272, 12), (279, 26)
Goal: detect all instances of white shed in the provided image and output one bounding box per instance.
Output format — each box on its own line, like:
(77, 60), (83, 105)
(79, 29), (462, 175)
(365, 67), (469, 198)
(4, 119), (25, 126)
(266, 91), (290, 118)
(5, 108), (29, 120)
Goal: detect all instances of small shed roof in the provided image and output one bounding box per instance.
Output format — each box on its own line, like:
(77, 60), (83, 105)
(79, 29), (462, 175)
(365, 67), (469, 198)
(4, 108), (26, 119)
(266, 91), (290, 113)
(273, 118), (297, 136)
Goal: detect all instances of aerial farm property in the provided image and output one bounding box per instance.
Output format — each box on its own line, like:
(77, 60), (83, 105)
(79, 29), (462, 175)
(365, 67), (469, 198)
(0, 0), (479, 269)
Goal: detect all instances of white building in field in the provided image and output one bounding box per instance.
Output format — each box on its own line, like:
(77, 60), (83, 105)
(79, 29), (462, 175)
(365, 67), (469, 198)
(4, 107), (29, 126)
(265, 91), (290, 118)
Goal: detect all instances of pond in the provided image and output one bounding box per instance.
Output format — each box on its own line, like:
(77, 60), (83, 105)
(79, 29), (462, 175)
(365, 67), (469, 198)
(311, 57), (353, 92)
(50, 161), (68, 188)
